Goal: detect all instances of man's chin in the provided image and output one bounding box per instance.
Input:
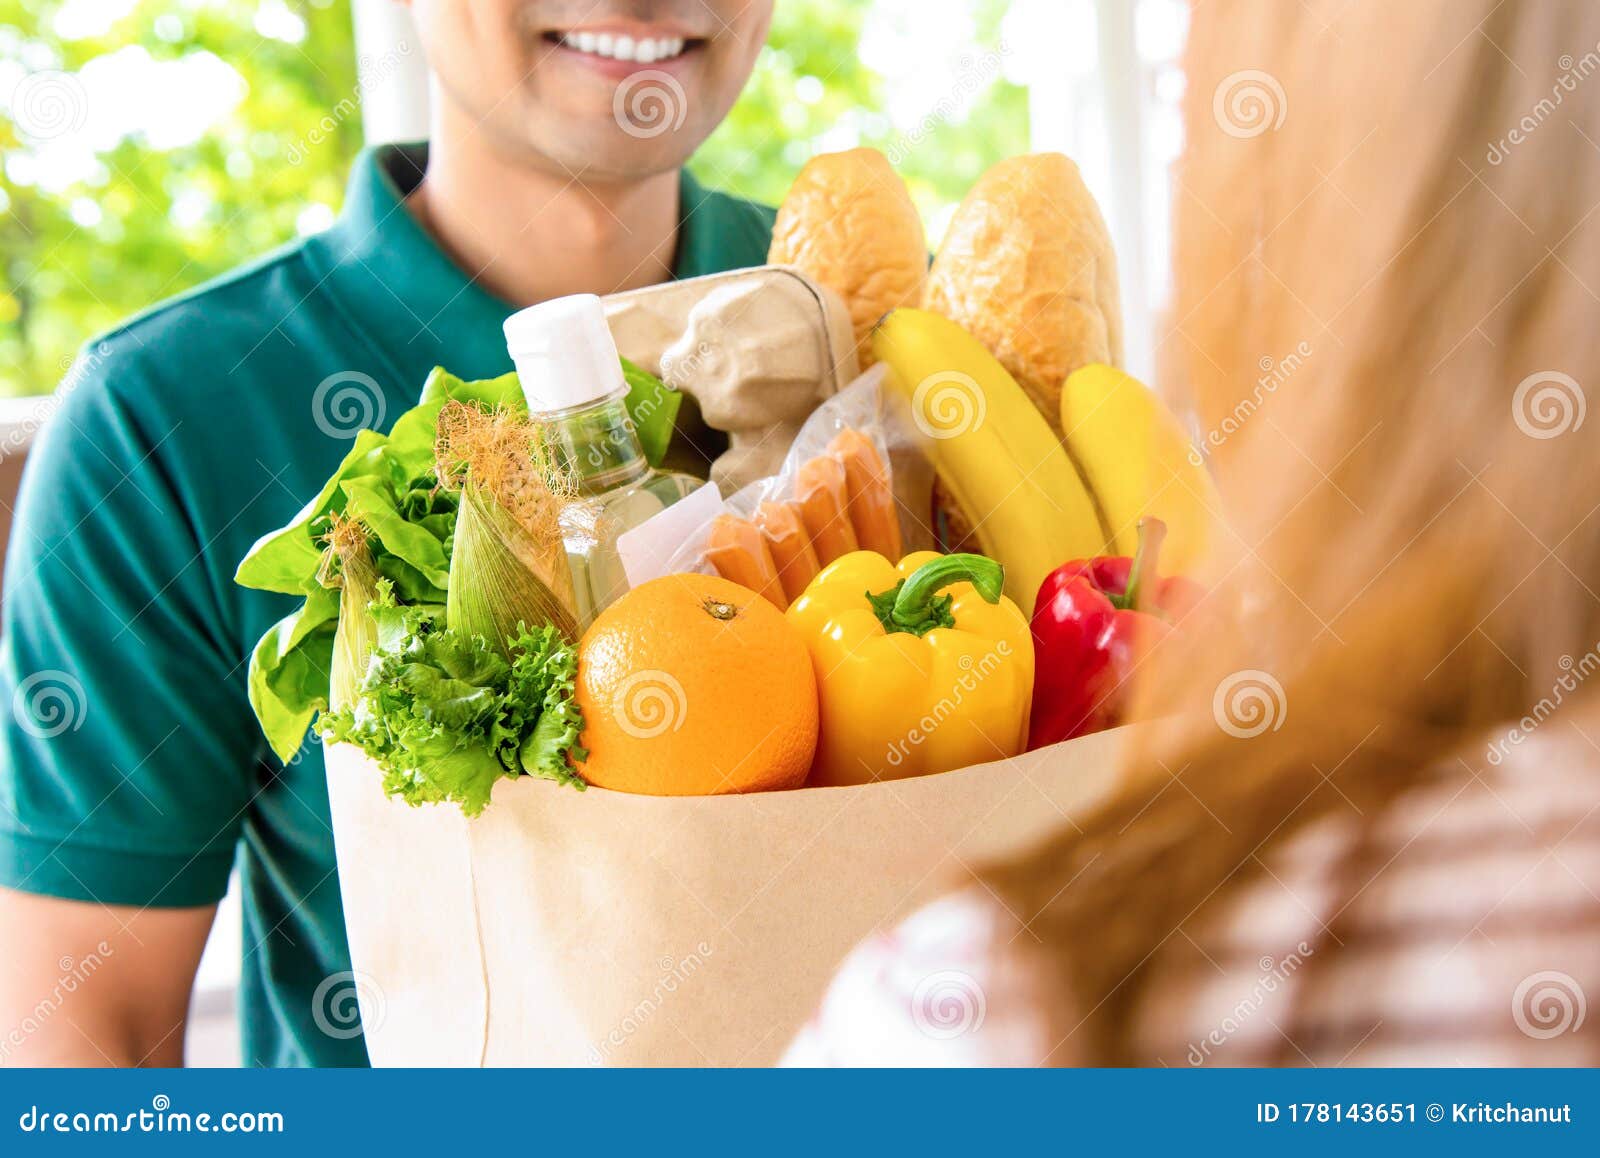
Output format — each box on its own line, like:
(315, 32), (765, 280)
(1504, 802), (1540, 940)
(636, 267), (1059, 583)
(527, 121), (704, 184)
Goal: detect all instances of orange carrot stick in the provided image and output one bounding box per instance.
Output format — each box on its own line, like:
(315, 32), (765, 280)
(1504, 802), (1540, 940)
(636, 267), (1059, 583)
(794, 454), (859, 567)
(828, 428), (902, 559)
(705, 514), (787, 609)
(756, 500), (822, 604)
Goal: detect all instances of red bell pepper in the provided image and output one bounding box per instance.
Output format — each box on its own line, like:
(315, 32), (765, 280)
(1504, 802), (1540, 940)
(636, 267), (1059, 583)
(1027, 518), (1202, 747)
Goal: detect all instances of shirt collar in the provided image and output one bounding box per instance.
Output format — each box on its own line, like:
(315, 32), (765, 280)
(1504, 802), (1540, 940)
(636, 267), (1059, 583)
(304, 143), (722, 390)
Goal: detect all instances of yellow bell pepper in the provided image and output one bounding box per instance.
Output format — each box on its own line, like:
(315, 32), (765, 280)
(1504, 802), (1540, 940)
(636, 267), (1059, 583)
(785, 550), (1035, 786)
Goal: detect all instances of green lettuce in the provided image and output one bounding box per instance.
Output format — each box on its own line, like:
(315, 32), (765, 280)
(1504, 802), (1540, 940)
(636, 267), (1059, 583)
(621, 357), (682, 467)
(247, 585), (339, 762)
(320, 597), (586, 816)
(237, 360), (677, 767)
(240, 467), (457, 763)
(235, 430), (392, 597)
(412, 361), (680, 466)
(239, 362), (677, 597)
(341, 476), (453, 596)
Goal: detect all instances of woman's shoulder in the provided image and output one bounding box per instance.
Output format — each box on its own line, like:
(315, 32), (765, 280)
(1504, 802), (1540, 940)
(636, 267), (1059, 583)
(782, 889), (1052, 1067)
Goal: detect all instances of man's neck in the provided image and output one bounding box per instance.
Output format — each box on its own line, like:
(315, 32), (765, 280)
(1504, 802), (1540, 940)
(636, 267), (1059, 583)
(410, 106), (682, 307)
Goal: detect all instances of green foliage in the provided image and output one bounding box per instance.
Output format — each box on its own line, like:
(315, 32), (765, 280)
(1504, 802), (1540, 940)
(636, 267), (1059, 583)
(693, 0), (1028, 226)
(320, 605), (587, 816)
(2, 0), (360, 396)
(3, 0), (1028, 398)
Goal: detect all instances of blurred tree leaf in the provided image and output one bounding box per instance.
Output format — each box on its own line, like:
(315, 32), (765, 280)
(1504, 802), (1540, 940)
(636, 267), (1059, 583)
(694, 0), (1028, 232)
(3, 0), (1028, 398)
(2, 0), (361, 397)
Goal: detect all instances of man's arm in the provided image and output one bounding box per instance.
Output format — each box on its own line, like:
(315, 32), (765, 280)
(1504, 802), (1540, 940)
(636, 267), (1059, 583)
(1, 351), (259, 1069)
(0, 888), (215, 1066)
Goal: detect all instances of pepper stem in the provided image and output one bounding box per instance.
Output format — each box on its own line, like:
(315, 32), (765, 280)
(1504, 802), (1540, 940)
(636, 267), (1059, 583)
(1114, 517), (1167, 612)
(866, 553), (1005, 637)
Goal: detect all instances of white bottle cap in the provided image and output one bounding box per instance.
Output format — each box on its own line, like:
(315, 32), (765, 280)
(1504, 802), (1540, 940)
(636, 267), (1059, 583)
(502, 293), (627, 414)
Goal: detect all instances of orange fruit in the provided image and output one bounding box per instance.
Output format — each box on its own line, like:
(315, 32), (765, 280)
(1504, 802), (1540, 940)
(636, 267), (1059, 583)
(767, 147), (926, 367)
(574, 573), (818, 796)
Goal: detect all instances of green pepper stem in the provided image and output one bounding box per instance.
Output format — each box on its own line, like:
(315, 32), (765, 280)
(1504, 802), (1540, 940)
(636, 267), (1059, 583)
(1116, 517), (1167, 612)
(891, 553), (1004, 629)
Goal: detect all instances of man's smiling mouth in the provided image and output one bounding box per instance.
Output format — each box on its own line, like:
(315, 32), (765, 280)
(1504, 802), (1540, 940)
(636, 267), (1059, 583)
(543, 30), (702, 64)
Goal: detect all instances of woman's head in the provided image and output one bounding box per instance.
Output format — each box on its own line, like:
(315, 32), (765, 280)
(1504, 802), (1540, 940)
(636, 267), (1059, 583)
(991, 0), (1600, 1060)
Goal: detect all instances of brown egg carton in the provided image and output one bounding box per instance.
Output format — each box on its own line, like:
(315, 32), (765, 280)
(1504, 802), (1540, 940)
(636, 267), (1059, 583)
(601, 265), (860, 492)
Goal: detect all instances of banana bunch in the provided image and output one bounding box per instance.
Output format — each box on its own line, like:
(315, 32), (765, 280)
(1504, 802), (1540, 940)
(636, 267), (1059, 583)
(873, 310), (1220, 605)
(871, 310), (1105, 606)
(1060, 363), (1220, 576)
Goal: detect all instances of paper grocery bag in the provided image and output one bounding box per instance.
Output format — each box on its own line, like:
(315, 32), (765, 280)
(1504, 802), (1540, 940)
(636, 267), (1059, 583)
(324, 728), (1127, 1067)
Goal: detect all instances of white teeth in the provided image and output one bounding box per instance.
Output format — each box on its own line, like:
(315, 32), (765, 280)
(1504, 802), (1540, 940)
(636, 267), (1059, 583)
(559, 32), (689, 63)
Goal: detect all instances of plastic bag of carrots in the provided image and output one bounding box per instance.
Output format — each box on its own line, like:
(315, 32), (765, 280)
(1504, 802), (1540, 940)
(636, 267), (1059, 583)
(661, 366), (924, 609)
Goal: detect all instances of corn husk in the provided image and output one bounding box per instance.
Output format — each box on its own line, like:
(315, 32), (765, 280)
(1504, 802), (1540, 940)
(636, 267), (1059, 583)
(322, 514), (381, 713)
(435, 402), (579, 647)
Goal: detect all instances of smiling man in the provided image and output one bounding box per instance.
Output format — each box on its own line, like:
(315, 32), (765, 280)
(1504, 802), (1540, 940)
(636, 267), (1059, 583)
(0, 0), (774, 1067)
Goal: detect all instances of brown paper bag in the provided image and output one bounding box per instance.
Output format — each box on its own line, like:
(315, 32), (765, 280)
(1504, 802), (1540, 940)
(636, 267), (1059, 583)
(324, 728), (1127, 1066)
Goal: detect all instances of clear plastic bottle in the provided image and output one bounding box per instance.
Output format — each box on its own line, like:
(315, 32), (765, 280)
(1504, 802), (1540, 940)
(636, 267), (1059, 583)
(503, 294), (699, 627)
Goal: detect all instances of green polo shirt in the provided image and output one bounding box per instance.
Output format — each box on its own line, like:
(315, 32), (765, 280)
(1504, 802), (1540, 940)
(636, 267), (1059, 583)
(0, 143), (774, 1067)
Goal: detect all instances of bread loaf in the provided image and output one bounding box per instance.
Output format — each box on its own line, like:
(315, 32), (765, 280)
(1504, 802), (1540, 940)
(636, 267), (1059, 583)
(768, 148), (926, 368)
(924, 153), (1122, 430)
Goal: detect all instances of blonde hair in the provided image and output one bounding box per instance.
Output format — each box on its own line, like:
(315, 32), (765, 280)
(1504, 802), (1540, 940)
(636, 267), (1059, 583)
(988, 0), (1600, 1062)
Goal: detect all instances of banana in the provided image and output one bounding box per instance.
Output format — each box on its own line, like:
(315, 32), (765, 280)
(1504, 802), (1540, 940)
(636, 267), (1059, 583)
(872, 308), (1108, 605)
(1060, 364), (1221, 574)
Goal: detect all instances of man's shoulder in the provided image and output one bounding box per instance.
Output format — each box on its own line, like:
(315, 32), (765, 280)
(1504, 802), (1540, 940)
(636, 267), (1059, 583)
(70, 235), (325, 407)
(694, 181), (777, 229)
(679, 169), (777, 275)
